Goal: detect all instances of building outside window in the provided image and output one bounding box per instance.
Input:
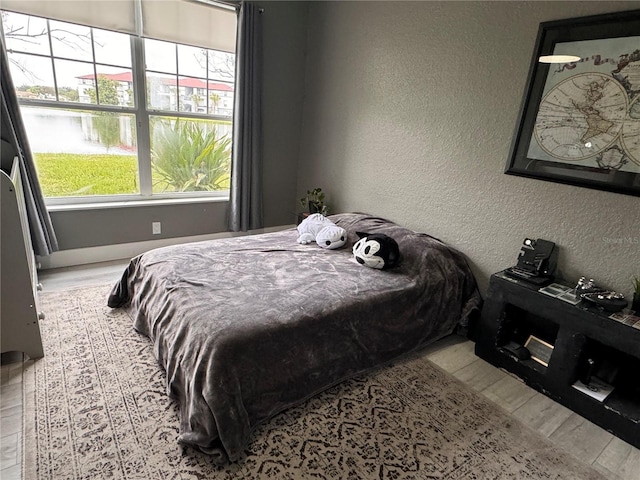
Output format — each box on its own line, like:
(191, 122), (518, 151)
(0, 4), (236, 203)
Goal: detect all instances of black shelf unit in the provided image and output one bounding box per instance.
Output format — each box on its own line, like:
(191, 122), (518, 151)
(475, 271), (640, 449)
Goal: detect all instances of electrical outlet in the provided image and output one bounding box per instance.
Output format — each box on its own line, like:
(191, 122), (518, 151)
(152, 222), (161, 235)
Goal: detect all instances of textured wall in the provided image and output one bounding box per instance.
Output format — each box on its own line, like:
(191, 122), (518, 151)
(299, 1), (640, 296)
(260, 1), (308, 227)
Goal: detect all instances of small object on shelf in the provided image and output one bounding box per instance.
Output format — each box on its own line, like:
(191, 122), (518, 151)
(524, 335), (554, 367)
(572, 377), (614, 403)
(581, 292), (627, 313)
(539, 283), (569, 297)
(557, 291), (581, 305)
(581, 358), (595, 384)
(502, 341), (531, 361)
(575, 276), (627, 312)
(539, 283), (581, 305)
(575, 277), (600, 296)
(608, 310), (640, 328)
(504, 238), (558, 286)
(632, 276), (640, 312)
(504, 266), (553, 285)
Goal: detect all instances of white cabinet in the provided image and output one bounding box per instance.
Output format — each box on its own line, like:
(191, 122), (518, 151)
(1, 156), (44, 359)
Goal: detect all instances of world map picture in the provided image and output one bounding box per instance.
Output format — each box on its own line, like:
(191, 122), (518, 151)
(527, 37), (640, 174)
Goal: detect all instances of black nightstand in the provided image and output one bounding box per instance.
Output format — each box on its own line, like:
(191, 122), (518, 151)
(475, 271), (640, 449)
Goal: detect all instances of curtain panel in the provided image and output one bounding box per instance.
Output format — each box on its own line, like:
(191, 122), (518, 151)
(228, 1), (263, 232)
(1, 37), (58, 255)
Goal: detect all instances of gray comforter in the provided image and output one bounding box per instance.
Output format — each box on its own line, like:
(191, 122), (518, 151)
(108, 213), (481, 464)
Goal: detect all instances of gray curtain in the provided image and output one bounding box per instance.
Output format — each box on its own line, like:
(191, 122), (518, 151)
(228, 1), (263, 232)
(1, 37), (59, 255)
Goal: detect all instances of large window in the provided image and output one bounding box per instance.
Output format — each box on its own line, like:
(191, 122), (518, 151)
(1, 7), (236, 203)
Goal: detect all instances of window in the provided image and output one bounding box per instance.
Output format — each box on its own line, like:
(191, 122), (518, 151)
(0, 6), (236, 203)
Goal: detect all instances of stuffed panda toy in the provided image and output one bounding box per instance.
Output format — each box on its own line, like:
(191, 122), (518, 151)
(352, 232), (400, 269)
(297, 213), (347, 250)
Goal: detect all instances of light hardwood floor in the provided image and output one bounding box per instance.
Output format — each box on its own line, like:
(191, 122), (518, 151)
(1, 260), (639, 479)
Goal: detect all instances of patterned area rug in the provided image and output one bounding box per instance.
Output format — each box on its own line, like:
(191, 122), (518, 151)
(24, 285), (605, 480)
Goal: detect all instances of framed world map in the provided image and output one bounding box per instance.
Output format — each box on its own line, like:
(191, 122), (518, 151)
(506, 9), (640, 197)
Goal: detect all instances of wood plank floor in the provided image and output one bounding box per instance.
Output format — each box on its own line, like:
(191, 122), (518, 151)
(2, 260), (639, 479)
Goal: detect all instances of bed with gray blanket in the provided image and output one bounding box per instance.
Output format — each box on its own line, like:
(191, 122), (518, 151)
(107, 213), (481, 464)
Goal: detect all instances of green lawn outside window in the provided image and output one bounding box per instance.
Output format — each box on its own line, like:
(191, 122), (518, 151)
(34, 153), (139, 197)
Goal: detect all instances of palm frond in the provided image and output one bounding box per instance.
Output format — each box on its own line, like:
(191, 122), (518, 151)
(150, 120), (231, 192)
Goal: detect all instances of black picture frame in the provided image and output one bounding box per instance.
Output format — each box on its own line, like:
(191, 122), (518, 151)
(524, 335), (554, 367)
(505, 10), (640, 197)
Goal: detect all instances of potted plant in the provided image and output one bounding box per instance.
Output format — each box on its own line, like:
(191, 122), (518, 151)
(633, 276), (640, 312)
(299, 187), (328, 216)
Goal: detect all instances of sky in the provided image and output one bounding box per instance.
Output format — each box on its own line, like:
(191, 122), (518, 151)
(2, 11), (234, 95)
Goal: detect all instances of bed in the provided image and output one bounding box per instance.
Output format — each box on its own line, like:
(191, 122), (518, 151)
(107, 212), (481, 464)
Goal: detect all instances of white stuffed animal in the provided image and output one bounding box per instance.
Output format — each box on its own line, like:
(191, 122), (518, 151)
(297, 213), (347, 250)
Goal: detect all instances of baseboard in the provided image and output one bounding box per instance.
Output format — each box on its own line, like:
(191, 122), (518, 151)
(38, 224), (295, 270)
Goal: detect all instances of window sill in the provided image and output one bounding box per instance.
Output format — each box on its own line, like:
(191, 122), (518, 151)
(46, 195), (229, 212)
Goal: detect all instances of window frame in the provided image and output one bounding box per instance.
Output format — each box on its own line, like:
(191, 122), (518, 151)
(1, 12), (235, 206)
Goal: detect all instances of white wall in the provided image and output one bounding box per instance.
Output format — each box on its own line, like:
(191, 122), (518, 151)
(299, 1), (640, 296)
